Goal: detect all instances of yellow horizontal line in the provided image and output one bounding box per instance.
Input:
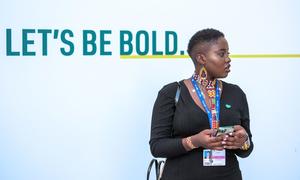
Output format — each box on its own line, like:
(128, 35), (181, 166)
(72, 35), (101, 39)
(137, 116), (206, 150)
(120, 54), (300, 59)
(120, 55), (188, 59)
(230, 54), (300, 58)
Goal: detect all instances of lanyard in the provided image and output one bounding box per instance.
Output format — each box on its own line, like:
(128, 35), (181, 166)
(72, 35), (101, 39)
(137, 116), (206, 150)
(191, 78), (221, 129)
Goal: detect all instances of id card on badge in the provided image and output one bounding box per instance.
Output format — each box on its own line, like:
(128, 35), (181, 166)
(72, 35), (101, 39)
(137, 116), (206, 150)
(203, 149), (226, 166)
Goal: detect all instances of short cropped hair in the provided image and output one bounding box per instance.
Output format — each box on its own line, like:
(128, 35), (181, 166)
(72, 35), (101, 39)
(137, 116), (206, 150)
(187, 28), (224, 66)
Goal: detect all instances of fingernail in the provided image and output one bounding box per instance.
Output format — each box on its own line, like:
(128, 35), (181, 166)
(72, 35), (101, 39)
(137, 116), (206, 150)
(225, 135), (229, 138)
(222, 141), (226, 145)
(229, 132), (233, 136)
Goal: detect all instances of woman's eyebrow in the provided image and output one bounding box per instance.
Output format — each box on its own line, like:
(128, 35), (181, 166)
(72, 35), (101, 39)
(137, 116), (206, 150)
(217, 48), (229, 52)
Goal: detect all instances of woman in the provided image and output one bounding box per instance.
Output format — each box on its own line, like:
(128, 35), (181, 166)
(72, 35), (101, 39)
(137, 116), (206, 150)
(149, 28), (253, 180)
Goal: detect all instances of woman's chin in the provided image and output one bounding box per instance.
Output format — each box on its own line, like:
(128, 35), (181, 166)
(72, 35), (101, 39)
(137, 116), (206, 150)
(219, 72), (229, 78)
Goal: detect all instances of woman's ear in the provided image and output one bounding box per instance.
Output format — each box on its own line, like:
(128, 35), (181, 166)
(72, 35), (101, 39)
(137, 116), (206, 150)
(196, 53), (206, 65)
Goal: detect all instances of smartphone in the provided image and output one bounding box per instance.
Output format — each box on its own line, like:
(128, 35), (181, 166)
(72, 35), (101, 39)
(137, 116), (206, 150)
(216, 126), (234, 136)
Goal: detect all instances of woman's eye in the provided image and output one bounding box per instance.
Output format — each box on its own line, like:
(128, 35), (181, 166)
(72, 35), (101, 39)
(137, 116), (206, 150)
(219, 52), (225, 57)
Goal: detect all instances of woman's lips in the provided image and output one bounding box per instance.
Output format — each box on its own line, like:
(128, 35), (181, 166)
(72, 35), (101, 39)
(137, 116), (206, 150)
(225, 64), (231, 72)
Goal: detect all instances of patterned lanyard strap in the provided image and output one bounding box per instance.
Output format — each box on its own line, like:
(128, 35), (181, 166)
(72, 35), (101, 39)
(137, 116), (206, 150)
(191, 75), (221, 129)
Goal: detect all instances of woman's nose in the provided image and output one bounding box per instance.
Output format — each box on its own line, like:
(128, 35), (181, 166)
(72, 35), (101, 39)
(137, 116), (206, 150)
(225, 55), (231, 63)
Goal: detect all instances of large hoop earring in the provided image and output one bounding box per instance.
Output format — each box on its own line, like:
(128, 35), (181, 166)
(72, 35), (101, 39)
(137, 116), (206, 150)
(199, 66), (208, 87)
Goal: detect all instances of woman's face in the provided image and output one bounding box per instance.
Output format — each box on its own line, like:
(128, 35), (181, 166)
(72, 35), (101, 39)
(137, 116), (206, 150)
(202, 37), (231, 79)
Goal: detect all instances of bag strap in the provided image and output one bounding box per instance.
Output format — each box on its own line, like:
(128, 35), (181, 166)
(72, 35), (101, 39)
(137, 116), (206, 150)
(157, 160), (165, 180)
(147, 82), (181, 180)
(147, 159), (158, 180)
(175, 82), (181, 105)
(146, 159), (166, 180)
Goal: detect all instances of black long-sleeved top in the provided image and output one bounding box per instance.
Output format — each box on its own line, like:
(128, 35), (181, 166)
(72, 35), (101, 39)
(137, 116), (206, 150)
(149, 80), (253, 180)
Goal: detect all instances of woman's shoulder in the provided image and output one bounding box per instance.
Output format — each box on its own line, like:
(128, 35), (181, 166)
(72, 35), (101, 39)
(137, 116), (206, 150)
(159, 81), (180, 96)
(157, 79), (187, 99)
(221, 80), (246, 96)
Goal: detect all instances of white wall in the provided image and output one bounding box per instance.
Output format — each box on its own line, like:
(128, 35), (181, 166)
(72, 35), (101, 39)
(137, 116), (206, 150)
(0, 0), (299, 179)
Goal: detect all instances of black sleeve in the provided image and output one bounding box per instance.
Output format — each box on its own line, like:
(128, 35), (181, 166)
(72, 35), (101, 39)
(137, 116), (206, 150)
(149, 83), (187, 158)
(234, 90), (254, 158)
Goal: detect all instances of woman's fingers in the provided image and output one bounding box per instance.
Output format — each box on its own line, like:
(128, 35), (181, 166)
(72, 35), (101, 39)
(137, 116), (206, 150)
(194, 126), (248, 150)
(223, 145), (240, 149)
(207, 136), (226, 149)
(223, 134), (247, 148)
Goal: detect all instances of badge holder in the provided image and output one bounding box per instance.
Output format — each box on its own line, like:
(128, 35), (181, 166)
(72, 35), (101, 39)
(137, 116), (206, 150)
(203, 149), (226, 166)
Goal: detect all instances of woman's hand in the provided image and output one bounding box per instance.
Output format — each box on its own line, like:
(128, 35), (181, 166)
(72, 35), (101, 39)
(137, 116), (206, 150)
(223, 125), (248, 149)
(190, 129), (225, 150)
